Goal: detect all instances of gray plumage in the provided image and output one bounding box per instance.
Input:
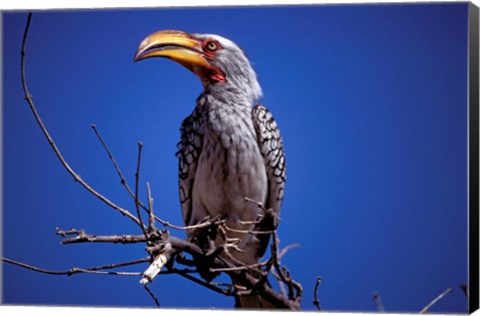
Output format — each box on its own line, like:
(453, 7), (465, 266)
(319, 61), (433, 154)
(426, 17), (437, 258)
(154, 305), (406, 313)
(176, 34), (286, 266)
(135, 30), (286, 308)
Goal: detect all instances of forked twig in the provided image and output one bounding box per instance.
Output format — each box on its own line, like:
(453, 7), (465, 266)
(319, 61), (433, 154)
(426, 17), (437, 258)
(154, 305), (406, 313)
(57, 229), (147, 244)
(91, 123), (204, 232)
(278, 244), (300, 259)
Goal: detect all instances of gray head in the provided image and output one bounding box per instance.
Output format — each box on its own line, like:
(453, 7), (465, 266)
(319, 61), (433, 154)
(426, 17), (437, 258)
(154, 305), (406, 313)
(134, 30), (262, 104)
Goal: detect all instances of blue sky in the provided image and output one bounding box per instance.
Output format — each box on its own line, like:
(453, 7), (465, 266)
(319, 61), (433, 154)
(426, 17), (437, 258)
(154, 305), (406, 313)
(2, 3), (470, 312)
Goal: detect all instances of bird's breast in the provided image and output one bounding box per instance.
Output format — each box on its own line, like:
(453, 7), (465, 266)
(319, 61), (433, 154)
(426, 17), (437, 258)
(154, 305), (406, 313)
(192, 104), (267, 222)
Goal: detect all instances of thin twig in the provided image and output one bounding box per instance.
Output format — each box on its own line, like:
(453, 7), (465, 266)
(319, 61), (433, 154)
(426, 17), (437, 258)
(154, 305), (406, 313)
(209, 261), (267, 273)
(91, 124), (132, 192)
(244, 197), (266, 209)
(419, 287), (452, 314)
(460, 284), (468, 298)
(134, 142), (148, 240)
(278, 244), (300, 259)
(223, 225), (274, 235)
(59, 232), (147, 245)
(313, 276), (322, 310)
(3, 257), (148, 276)
(372, 290), (385, 312)
(144, 284), (161, 307)
(55, 227), (85, 237)
(172, 268), (234, 296)
(20, 13), (141, 227)
(154, 216), (211, 231)
(270, 229), (302, 304)
(91, 124), (198, 232)
(270, 268), (288, 297)
(92, 124), (160, 220)
(147, 182), (155, 230)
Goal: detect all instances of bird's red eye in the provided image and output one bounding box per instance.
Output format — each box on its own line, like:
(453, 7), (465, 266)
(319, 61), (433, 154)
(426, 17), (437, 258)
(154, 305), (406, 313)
(205, 40), (220, 52)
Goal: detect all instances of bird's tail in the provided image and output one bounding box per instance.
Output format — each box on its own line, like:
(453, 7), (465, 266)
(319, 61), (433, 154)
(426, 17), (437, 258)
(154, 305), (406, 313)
(232, 273), (277, 309)
(234, 292), (277, 309)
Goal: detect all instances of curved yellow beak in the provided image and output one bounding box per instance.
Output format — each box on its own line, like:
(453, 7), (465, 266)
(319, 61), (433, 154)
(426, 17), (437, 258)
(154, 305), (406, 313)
(134, 30), (210, 72)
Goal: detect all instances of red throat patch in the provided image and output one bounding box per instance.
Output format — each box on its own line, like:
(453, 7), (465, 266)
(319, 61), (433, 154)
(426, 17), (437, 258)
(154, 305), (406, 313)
(199, 66), (226, 85)
(209, 69), (226, 83)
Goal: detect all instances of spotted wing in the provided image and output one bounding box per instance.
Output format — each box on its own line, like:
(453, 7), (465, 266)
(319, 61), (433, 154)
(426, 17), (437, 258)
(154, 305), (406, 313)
(176, 109), (203, 227)
(252, 105), (286, 257)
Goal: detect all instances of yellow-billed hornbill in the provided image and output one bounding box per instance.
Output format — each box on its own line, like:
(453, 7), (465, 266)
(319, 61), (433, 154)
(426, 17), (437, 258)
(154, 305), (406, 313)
(135, 30), (286, 308)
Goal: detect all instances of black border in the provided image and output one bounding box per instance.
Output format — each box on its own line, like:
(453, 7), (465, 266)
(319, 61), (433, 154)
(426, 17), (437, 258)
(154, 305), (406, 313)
(469, 2), (479, 314)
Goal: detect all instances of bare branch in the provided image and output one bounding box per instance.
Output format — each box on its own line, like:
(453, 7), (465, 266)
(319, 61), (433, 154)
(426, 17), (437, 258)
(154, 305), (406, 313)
(57, 229), (147, 245)
(147, 182), (155, 230)
(172, 267), (235, 296)
(270, 229), (302, 305)
(154, 216), (213, 231)
(134, 142), (148, 239)
(223, 225), (274, 235)
(55, 221), (298, 304)
(92, 124), (158, 218)
(244, 197), (266, 209)
(372, 290), (385, 312)
(3, 257), (148, 276)
(419, 287), (452, 314)
(91, 124), (131, 192)
(313, 276), (322, 310)
(209, 261), (266, 273)
(278, 244), (300, 260)
(55, 227), (85, 237)
(144, 284), (161, 307)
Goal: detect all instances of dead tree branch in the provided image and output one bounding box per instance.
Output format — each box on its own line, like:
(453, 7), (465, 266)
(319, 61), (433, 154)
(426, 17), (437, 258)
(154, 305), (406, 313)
(313, 276), (322, 310)
(143, 284), (161, 307)
(53, 224), (302, 309)
(91, 124), (135, 197)
(3, 257), (148, 277)
(372, 290), (385, 312)
(56, 228), (146, 244)
(134, 142), (149, 240)
(419, 287), (452, 314)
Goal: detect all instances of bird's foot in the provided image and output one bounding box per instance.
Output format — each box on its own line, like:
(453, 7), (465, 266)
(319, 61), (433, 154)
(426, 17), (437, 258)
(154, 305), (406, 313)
(261, 208), (280, 230)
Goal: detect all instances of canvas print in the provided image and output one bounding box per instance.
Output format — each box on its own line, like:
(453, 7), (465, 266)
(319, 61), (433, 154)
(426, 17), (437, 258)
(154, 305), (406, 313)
(2, 2), (479, 313)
